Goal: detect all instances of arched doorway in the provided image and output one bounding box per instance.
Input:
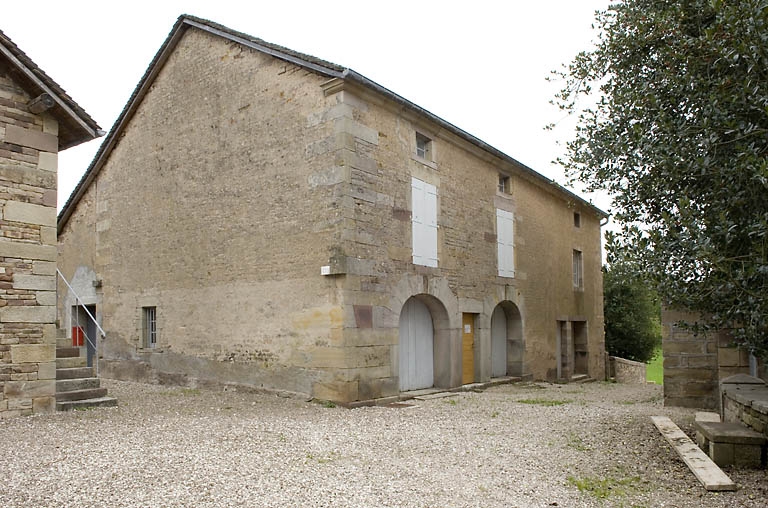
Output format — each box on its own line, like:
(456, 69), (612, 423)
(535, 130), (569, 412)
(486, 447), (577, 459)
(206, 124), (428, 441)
(490, 302), (524, 377)
(399, 297), (434, 391)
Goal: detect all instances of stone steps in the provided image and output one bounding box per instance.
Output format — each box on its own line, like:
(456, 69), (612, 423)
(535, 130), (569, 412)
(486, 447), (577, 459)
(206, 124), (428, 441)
(56, 367), (95, 379)
(56, 377), (101, 392)
(54, 334), (117, 412)
(57, 396), (118, 412)
(56, 356), (86, 369)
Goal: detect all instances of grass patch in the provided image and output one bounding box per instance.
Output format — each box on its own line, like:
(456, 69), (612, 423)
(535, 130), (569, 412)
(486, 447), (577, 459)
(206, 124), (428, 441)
(517, 398), (571, 406)
(567, 474), (641, 500)
(567, 433), (591, 451)
(646, 347), (663, 385)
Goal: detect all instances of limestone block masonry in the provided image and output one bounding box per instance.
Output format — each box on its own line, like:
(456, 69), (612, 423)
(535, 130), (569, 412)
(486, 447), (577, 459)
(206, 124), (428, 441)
(0, 72), (59, 417)
(56, 17), (607, 403)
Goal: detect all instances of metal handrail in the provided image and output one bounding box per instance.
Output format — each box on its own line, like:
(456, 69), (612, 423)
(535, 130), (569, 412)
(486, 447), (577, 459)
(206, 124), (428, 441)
(56, 269), (104, 375)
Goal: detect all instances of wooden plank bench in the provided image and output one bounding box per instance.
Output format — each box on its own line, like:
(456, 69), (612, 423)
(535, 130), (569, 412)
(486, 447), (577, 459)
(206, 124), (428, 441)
(651, 416), (736, 491)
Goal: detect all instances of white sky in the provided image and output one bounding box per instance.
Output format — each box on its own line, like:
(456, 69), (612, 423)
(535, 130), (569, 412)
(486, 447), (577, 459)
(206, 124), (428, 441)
(3, 0), (612, 219)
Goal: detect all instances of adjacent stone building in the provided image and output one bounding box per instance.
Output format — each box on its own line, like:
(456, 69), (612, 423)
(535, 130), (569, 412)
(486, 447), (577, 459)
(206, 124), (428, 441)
(0, 29), (101, 417)
(57, 16), (607, 403)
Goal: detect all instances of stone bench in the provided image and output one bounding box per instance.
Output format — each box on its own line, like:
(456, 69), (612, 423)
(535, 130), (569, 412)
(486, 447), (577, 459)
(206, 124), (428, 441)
(694, 420), (766, 468)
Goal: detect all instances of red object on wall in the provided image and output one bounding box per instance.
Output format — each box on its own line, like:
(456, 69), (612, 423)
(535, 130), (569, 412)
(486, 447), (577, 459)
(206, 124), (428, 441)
(72, 327), (84, 347)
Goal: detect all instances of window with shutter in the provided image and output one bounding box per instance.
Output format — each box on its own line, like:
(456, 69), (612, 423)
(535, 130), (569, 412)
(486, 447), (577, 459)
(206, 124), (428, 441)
(412, 177), (438, 267)
(496, 209), (515, 277)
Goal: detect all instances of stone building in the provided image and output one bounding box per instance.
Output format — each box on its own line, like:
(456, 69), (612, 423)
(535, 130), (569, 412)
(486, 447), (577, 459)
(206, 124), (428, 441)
(0, 29), (101, 417)
(57, 16), (607, 404)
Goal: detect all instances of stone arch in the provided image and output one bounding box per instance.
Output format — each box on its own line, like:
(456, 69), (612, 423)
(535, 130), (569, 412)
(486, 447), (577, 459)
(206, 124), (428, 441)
(490, 301), (524, 377)
(390, 273), (461, 390)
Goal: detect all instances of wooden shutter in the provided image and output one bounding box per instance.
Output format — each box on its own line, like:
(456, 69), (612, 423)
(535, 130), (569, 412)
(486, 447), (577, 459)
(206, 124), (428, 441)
(412, 177), (438, 268)
(496, 209), (515, 277)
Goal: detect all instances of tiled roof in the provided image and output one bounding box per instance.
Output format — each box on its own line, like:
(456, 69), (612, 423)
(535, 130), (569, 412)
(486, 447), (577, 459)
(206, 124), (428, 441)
(58, 14), (606, 231)
(0, 28), (102, 150)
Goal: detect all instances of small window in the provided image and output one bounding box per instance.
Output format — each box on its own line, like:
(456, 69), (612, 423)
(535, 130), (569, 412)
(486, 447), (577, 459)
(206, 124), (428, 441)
(573, 212), (581, 228)
(572, 250), (583, 289)
(415, 132), (432, 160)
(498, 174), (511, 194)
(142, 306), (157, 348)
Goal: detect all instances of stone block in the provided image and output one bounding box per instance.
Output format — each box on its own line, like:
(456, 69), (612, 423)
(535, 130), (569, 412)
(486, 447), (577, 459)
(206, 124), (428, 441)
(10, 344), (55, 363)
(709, 442), (734, 466)
(8, 397), (32, 410)
(0, 305), (55, 323)
(664, 341), (706, 355)
(3, 201), (56, 227)
(32, 261), (56, 276)
(719, 347), (742, 368)
(13, 274), (55, 291)
(4, 125), (58, 152)
(36, 291), (56, 306)
(334, 117), (378, 145)
(37, 362), (56, 380)
(312, 380), (358, 402)
(733, 444), (763, 468)
(0, 241), (56, 261)
(32, 396), (55, 413)
(4, 379), (55, 398)
(37, 151), (57, 172)
(40, 227), (56, 246)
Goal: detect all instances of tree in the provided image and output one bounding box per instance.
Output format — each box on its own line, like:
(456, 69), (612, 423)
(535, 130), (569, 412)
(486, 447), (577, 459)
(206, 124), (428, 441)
(603, 261), (661, 362)
(553, 0), (768, 357)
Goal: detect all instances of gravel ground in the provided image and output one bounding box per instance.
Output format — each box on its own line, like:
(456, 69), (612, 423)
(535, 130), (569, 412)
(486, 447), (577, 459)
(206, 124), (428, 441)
(1, 379), (767, 508)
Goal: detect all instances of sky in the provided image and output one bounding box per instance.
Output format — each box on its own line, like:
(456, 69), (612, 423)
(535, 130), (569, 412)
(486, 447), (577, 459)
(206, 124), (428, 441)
(3, 0), (612, 218)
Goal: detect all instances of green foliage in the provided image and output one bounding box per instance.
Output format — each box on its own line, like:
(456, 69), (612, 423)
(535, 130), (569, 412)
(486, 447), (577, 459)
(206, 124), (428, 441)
(553, 0), (768, 357)
(603, 262), (662, 362)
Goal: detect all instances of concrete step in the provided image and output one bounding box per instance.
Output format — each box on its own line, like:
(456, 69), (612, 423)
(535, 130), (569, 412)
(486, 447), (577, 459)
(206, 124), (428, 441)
(56, 337), (72, 348)
(56, 377), (100, 393)
(56, 367), (95, 380)
(56, 356), (86, 369)
(56, 347), (80, 358)
(56, 387), (108, 402)
(57, 396), (118, 412)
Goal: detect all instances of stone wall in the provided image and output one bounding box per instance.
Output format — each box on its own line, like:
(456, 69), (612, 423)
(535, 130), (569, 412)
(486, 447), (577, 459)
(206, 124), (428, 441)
(721, 375), (768, 440)
(58, 25), (606, 402)
(608, 356), (647, 384)
(662, 308), (761, 409)
(662, 309), (718, 409)
(0, 70), (59, 417)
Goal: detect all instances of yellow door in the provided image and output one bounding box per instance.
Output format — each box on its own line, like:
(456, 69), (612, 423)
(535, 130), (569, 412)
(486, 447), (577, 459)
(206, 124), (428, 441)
(462, 313), (475, 384)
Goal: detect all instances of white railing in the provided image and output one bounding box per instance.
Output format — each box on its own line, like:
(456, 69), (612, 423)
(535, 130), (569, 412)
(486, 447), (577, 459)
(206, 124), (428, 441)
(56, 269), (105, 375)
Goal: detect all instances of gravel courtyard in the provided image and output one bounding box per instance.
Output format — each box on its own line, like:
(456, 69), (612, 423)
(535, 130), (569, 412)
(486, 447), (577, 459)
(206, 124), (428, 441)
(2, 380), (766, 507)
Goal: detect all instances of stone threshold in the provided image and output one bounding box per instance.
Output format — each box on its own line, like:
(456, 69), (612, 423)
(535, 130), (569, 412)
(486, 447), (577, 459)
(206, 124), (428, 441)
(342, 375), (527, 409)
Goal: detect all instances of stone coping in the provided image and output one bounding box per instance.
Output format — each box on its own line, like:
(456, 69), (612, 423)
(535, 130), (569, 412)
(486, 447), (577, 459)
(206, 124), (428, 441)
(695, 421), (767, 445)
(721, 376), (768, 416)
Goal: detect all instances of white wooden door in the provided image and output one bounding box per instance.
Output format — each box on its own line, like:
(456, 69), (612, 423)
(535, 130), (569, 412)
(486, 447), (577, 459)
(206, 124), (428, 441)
(399, 298), (434, 391)
(491, 306), (507, 377)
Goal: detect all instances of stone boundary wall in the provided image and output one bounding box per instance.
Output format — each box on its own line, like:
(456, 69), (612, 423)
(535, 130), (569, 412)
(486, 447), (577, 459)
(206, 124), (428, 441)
(721, 375), (768, 440)
(662, 308), (718, 409)
(608, 356), (647, 384)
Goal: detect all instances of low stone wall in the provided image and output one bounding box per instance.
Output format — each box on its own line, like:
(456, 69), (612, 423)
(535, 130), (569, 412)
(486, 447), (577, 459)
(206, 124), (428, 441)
(607, 356), (647, 384)
(721, 375), (768, 439)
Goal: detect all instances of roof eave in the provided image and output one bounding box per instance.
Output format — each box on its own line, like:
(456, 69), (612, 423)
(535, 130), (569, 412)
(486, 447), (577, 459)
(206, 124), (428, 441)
(0, 39), (101, 148)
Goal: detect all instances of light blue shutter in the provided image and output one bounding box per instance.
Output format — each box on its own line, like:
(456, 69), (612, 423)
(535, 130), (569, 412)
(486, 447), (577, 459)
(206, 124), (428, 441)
(412, 178), (438, 267)
(497, 209), (515, 277)
(423, 181), (438, 267)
